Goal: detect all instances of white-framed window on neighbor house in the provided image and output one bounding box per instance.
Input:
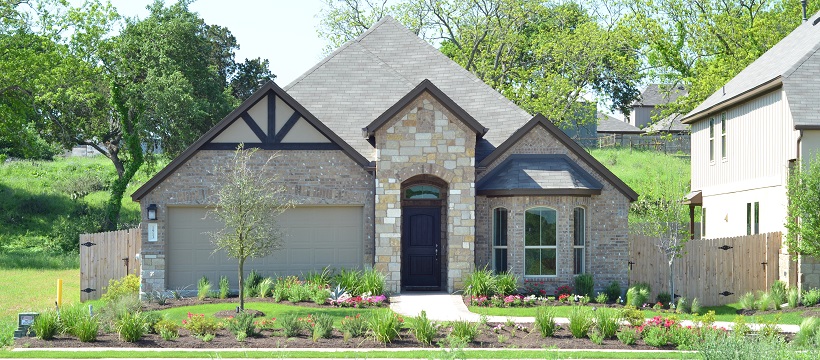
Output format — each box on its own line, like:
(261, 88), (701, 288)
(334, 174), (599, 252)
(524, 207), (557, 277)
(709, 117), (715, 162)
(492, 207), (508, 274)
(702, 207), (707, 238)
(747, 202), (760, 235)
(573, 207), (586, 275)
(721, 112), (727, 160)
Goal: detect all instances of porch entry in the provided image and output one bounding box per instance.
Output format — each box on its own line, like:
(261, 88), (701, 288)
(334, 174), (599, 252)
(401, 175), (447, 291)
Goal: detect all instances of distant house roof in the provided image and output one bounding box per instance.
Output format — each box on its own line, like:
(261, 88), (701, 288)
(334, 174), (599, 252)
(284, 16), (532, 162)
(476, 154), (603, 197)
(683, 11), (820, 126)
(632, 84), (688, 107)
(596, 112), (643, 134)
(646, 113), (689, 133)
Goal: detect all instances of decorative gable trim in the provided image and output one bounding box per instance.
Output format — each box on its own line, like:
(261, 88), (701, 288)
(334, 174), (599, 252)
(132, 81), (371, 201)
(478, 114), (639, 201)
(363, 79), (488, 137)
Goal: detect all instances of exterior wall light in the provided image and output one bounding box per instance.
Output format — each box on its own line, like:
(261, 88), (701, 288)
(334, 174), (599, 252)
(147, 204), (157, 221)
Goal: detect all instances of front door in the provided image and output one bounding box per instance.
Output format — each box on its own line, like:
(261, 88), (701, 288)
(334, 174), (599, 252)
(401, 207), (441, 290)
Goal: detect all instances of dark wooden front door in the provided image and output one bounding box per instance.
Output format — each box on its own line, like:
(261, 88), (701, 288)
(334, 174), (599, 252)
(402, 207), (441, 290)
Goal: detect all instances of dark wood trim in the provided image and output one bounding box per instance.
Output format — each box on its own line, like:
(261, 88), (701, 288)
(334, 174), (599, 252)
(364, 79), (488, 137)
(477, 188), (601, 197)
(476, 114), (639, 202)
(240, 112), (268, 142)
(267, 94), (276, 142)
(274, 112), (302, 144)
(201, 142), (341, 150)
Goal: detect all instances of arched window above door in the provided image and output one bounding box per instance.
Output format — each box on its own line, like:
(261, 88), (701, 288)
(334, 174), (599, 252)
(404, 185), (441, 199)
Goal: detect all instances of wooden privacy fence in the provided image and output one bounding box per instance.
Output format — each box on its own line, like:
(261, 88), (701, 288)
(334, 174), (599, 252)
(629, 232), (781, 306)
(79, 227), (141, 302)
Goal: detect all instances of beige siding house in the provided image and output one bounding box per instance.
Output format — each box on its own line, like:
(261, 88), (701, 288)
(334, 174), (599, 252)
(682, 12), (820, 289)
(131, 17), (637, 295)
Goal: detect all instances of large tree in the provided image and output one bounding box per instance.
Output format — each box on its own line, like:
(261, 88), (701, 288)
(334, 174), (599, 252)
(786, 157), (820, 258)
(317, 0), (643, 126)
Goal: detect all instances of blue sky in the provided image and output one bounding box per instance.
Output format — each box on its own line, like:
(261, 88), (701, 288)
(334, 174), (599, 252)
(109, 0), (328, 85)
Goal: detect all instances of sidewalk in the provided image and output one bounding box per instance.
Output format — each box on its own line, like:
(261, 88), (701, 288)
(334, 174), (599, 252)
(388, 293), (801, 333)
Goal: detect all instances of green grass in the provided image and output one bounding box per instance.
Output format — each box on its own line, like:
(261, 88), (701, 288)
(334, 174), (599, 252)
(154, 302), (378, 327)
(0, 349), (697, 359)
(468, 303), (806, 325)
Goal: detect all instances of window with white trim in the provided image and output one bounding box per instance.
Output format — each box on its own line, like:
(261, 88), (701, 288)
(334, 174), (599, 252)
(492, 208), (508, 274)
(709, 117), (715, 162)
(573, 207), (586, 275)
(702, 208), (707, 238)
(747, 202), (759, 235)
(524, 207), (557, 276)
(721, 112), (727, 160)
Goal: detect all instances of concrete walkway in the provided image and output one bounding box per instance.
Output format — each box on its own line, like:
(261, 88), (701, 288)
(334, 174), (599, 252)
(389, 293), (801, 333)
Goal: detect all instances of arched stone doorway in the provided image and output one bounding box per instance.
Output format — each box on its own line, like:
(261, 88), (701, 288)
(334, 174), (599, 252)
(401, 175), (448, 291)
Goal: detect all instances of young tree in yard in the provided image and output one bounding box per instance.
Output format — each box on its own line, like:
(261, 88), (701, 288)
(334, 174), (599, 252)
(206, 147), (294, 310)
(786, 157), (820, 258)
(631, 168), (690, 301)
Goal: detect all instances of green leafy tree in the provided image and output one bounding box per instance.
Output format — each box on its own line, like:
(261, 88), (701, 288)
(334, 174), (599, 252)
(230, 58), (275, 100)
(786, 157), (820, 257)
(206, 147), (294, 310)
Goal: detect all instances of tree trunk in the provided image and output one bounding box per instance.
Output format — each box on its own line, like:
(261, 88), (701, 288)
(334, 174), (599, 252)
(238, 257), (245, 311)
(669, 258), (675, 305)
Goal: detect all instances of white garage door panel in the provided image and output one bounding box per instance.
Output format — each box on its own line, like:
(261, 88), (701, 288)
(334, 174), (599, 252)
(167, 206), (364, 289)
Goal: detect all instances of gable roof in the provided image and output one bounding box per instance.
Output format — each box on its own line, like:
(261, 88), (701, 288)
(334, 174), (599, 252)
(478, 115), (639, 201)
(476, 154), (603, 197)
(284, 16), (531, 163)
(364, 79), (489, 137)
(646, 113), (689, 133)
(131, 81), (370, 201)
(683, 11), (820, 124)
(632, 84), (688, 107)
(596, 112), (643, 134)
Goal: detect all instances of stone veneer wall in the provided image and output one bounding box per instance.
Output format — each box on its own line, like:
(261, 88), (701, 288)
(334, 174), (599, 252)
(474, 125), (631, 294)
(138, 149), (374, 293)
(374, 92), (476, 293)
(799, 255), (820, 290)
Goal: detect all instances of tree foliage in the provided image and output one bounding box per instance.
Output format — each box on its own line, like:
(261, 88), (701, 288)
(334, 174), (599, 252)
(786, 157), (820, 258)
(317, 0), (643, 126)
(206, 147), (295, 310)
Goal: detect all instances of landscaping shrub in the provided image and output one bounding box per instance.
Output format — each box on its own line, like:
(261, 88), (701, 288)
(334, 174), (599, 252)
(605, 281), (621, 303)
(141, 312), (163, 334)
(534, 307), (557, 337)
(74, 315), (99, 342)
(616, 327), (638, 345)
(97, 293), (142, 331)
(358, 267), (386, 295)
(257, 277), (274, 298)
(218, 276), (230, 299)
(568, 306), (592, 338)
(788, 287), (800, 308)
(197, 276), (211, 301)
(339, 314), (367, 339)
(574, 273), (594, 297)
(620, 306), (646, 326)
(116, 312), (146, 342)
(794, 317), (820, 347)
(273, 276), (299, 302)
(555, 284), (573, 297)
(642, 325), (670, 347)
(495, 271), (518, 296)
(449, 320), (479, 342)
(770, 280), (787, 310)
(308, 313), (334, 341)
(244, 270), (263, 298)
(30, 310), (59, 340)
(739, 292), (756, 310)
(181, 313), (221, 337)
(803, 288), (820, 306)
(310, 284), (331, 305)
(626, 284), (649, 308)
(304, 266), (333, 287)
(656, 292), (672, 307)
(464, 268), (495, 297)
(594, 292), (608, 304)
(697, 326), (797, 359)
(333, 268), (361, 295)
(287, 282), (310, 303)
(153, 319), (179, 339)
(406, 310), (438, 345)
(676, 297), (690, 314)
(279, 314), (305, 337)
(690, 297), (703, 315)
(593, 307), (620, 339)
(757, 291), (773, 311)
(58, 303), (87, 335)
(101, 274), (140, 302)
(226, 311), (259, 339)
(588, 328), (604, 345)
(669, 326), (698, 349)
(368, 309), (403, 343)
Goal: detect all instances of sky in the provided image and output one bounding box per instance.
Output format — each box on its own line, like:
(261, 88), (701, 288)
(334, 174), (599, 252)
(107, 0), (328, 85)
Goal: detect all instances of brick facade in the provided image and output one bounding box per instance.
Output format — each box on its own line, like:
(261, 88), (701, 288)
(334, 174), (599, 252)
(373, 92), (476, 293)
(138, 149), (374, 293)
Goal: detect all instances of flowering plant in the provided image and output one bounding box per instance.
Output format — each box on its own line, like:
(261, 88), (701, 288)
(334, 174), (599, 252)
(181, 312), (221, 336)
(558, 293), (570, 302)
(254, 317), (277, 330)
(493, 324), (504, 333)
(555, 285), (573, 297)
(471, 295), (489, 306)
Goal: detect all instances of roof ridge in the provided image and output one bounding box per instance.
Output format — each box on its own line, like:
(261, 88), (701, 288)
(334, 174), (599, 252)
(783, 42), (820, 80)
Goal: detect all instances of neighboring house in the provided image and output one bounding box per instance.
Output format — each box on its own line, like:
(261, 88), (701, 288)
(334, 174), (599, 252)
(629, 84), (688, 131)
(645, 114), (688, 134)
(596, 112), (643, 136)
(681, 12), (820, 289)
(131, 16), (637, 295)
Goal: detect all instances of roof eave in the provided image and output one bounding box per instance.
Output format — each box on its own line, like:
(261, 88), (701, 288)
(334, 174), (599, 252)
(477, 188), (602, 197)
(681, 77), (783, 124)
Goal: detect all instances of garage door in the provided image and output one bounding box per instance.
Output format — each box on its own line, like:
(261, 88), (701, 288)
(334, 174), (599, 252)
(167, 206), (364, 289)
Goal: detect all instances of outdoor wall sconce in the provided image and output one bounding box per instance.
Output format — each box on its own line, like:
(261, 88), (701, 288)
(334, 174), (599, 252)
(147, 204), (157, 221)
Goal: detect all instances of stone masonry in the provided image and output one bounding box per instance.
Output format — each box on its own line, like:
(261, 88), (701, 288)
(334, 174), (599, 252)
(138, 149), (374, 293)
(474, 124), (631, 295)
(374, 92), (476, 293)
